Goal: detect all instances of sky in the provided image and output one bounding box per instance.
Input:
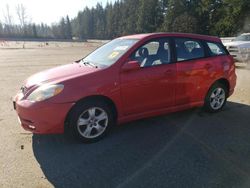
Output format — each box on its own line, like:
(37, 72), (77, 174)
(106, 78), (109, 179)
(0, 0), (115, 25)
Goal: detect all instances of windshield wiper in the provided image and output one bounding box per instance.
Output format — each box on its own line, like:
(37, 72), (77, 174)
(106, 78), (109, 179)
(82, 60), (98, 68)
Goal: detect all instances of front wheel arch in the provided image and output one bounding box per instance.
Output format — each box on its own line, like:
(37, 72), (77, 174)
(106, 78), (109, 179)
(64, 95), (118, 132)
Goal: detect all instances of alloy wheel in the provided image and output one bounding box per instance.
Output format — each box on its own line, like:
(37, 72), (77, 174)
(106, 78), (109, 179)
(77, 107), (109, 139)
(209, 87), (226, 110)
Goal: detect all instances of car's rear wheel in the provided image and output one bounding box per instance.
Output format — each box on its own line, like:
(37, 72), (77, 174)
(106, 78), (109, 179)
(204, 82), (228, 113)
(69, 100), (114, 143)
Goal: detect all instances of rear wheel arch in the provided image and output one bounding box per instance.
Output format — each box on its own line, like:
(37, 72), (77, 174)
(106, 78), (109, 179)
(214, 78), (230, 97)
(205, 78), (229, 98)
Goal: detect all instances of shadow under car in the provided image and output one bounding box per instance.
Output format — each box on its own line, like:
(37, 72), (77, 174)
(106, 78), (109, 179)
(32, 102), (250, 188)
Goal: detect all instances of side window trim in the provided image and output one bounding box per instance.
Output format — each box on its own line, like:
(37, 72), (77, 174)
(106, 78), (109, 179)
(201, 40), (211, 58)
(169, 37), (176, 64)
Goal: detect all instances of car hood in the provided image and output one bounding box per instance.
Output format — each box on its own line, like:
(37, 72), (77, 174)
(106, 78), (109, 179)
(25, 62), (99, 88)
(224, 41), (250, 47)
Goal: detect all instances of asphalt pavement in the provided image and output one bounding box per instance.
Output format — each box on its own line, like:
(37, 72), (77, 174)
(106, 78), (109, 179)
(32, 102), (250, 188)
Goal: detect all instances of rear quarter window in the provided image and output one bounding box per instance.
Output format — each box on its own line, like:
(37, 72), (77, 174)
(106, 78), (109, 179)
(207, 42), (227, 56)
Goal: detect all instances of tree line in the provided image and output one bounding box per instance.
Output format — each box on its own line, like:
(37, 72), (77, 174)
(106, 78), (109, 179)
(0, 0), (249, 40)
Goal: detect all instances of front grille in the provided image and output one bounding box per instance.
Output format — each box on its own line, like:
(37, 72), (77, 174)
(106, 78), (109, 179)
(228, 46), (239, 53)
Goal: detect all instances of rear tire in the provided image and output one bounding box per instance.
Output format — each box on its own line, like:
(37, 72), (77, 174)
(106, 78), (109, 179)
(204, 82), (228, 113)
(68, 100), (115, 143)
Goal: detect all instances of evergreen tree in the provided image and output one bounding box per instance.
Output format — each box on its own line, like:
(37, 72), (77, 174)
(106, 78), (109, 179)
(95, 3), (105, 39)
(136, 0), (161, 33)
(32, 24), (37, 38)
(59, 17), (66, 39)
(172, 12), (198, 33)
(65, 15), (72, 39)
(123, 0), (140, 34)
(105, 2), (114, 38)
(0, 22), (3, 37)
(112, 1), (122, 37)
(76, 11), (85, 39)
(1, 0), (250, 39)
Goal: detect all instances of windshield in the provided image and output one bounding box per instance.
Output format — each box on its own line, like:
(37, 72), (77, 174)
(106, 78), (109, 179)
(81, 38), (139, 67)
(234, 34), (250, 41)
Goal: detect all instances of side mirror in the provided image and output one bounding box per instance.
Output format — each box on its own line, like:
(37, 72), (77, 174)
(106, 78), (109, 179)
(122, 61), (140, 72)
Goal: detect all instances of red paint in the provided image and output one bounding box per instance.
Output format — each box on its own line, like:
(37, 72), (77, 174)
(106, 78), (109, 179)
(13, 33), (237, 134)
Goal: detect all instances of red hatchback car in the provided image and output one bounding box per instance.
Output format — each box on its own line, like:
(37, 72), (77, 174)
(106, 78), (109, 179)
(13, 33), (236, 142)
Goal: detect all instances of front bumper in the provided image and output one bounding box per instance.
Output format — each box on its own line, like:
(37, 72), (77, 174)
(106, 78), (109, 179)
(230, 52), (250, 62)
(228, 66), (237, 97)
(13, 93), (74, 134)
(226, 46), (250, 62)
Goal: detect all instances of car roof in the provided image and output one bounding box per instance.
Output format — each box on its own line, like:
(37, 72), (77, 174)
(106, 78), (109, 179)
(119, 32), (221, 43)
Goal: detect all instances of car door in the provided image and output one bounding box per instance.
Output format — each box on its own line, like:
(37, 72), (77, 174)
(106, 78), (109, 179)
(174, 37), (213, 105)
(120, 38), (176, 115)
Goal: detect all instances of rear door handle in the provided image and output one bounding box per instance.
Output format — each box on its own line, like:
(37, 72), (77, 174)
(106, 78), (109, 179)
(204, 63), (212, 69)
(165, 69), (173, 74)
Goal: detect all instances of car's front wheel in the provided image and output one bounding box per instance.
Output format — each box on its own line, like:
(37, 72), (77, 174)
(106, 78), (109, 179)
(69, 100), (114, 143)
(204, 82), (228, 113)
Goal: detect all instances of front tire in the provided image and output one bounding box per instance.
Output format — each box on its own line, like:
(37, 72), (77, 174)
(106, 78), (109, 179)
(69, 100), (114, 143)
(204, 82), (228, 113)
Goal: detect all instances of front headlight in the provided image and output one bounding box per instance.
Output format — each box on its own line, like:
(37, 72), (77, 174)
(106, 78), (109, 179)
(27, 84), (64, 102)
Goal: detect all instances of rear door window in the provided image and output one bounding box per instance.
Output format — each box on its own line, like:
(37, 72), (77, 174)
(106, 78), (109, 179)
(175, 38), (205, 62)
